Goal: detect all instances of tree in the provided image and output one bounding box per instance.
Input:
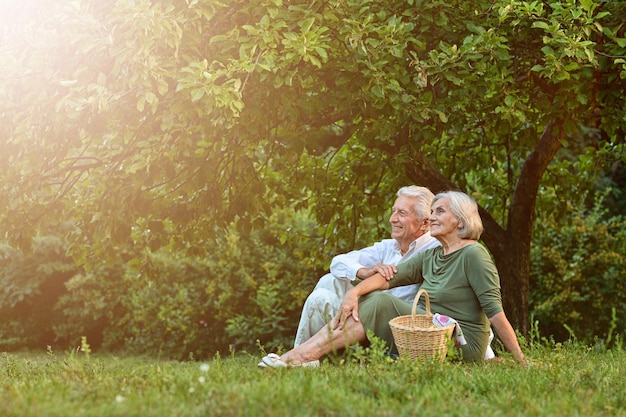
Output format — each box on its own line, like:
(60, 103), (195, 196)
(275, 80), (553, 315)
(1, 0), (624, 337)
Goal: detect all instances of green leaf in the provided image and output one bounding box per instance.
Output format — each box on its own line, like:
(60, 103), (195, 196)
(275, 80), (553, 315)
(308, 55), (322, 68)
(532, 21), (550, 31)
(579, 0), (593, 12)
(301, 17), (315, 33)
(191, 88), (205, 102)
(156, 79), (169, 96)
(434, 109), (448, 123)
(314, 47), (328, 62)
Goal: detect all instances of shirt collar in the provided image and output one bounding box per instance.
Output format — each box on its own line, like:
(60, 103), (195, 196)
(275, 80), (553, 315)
(395, 231), (434, 254)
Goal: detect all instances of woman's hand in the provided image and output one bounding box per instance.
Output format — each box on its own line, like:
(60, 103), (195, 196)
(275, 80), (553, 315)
(333, 272), (389, 330)
(356, 264), (397, 280)
(489, 312), (527, 366)
(333, 288), (360, 330)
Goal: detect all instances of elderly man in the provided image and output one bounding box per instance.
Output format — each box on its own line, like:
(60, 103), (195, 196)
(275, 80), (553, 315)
(293, 185), (440, 347)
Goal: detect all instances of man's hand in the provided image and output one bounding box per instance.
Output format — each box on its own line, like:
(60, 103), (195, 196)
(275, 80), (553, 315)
(356, 264), (397, 281)
(333, 288), (360, 330)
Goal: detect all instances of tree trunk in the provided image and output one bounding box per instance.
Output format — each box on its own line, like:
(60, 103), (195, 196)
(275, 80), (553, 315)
(403, 122), (563, 336)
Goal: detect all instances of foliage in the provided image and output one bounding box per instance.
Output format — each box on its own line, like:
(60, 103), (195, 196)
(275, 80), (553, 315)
(118, 252), (224, 359)
(1, 0), (625, 338)
(530, 191), (626, 345)
(0, 193), (403, 358)
(0, 0), (620, 248)
(0, 235), (78, 350)
(2, 343), (626, 417)
(53, 207), (332, 359)
(53, 262), (133, 352)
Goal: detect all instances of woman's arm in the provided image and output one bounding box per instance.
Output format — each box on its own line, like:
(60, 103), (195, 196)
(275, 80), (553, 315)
(333, 273), (389, 330)
(489, 311), (527, 365)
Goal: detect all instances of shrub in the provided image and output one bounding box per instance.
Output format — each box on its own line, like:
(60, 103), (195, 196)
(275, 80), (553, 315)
(53, 263), (128, 351)
(0, 236), (78, 350)
(2, 205), (390, 358)
(53, 207), (333, 358)
(530, 193), (626, 345)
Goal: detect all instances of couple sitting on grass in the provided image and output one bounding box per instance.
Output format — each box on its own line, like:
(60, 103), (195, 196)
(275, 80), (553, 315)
(258, 186), (526, 368)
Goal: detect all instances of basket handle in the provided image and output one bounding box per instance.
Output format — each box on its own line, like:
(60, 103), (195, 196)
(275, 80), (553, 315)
(411, 288), (432, 317)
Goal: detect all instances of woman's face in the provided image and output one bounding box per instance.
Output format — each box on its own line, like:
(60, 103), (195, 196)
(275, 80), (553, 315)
(429, 197), (461, 239)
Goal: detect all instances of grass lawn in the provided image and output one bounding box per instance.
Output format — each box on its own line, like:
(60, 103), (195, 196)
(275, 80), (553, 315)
(1, 342), (625, 417)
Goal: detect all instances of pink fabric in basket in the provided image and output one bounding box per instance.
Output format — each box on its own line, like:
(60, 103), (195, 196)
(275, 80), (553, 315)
(433, 313), (467, 347)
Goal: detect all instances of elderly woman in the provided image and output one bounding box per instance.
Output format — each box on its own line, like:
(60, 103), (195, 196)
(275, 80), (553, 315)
(259, 191), (526, 367)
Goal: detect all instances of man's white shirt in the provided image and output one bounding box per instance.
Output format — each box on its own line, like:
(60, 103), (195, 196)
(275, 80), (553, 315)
(329, 232), (441, 303)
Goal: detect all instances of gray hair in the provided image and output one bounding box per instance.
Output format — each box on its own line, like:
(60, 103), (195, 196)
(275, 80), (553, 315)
(433, 191), (484, 240)
(396, 186), (435, 221)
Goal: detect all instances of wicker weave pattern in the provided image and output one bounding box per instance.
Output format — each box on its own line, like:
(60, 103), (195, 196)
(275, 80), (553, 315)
(389, 289), (455, 362)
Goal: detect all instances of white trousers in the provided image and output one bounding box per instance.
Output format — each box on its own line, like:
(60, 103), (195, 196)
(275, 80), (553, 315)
(293, 273), (496, 360)
(293, 273), (350, 347)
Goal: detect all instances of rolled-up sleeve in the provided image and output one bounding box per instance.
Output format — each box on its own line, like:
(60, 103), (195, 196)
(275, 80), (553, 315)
(330, 241), (393, 281)
(466, 246), (503, 318)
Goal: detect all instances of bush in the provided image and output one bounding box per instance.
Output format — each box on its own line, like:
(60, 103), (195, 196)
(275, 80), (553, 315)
(530, 193), (626, 345)
(53, 207), (333, 359)
(53, 263), (128, 351)
(115, 253), (218, 359)
(1, 204), (399, 358)
(0, 236), (78, 350)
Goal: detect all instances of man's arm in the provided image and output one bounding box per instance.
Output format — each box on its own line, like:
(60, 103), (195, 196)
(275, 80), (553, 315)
(330, 240), (395, 281)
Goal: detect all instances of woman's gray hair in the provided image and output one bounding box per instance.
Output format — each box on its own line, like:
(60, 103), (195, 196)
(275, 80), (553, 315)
(396, 186), (434, 221)
(433, 191), (484, 240)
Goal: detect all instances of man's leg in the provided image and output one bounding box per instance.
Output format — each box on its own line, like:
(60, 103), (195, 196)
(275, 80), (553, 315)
(282, 313), (367, 365)
(293, 273), (352, 347)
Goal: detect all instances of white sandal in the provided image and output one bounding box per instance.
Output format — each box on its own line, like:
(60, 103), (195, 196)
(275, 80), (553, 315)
(258, 353), (319, 368)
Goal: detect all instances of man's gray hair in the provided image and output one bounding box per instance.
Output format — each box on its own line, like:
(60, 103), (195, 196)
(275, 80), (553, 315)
(396, 186), (434, 220)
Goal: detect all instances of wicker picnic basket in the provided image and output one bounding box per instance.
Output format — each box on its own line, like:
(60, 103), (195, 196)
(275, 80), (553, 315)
(389, 289), (455, 362)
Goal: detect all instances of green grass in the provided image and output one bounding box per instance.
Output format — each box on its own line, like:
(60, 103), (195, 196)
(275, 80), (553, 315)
(1, 343), (625, 417)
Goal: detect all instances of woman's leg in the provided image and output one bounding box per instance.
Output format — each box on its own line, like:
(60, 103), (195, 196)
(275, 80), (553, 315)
(358, 292), (412, 355)
(458, 329), (490, 362)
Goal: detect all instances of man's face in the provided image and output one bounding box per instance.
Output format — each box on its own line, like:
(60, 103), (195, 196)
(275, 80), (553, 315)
(389, 196), (426, 244)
